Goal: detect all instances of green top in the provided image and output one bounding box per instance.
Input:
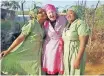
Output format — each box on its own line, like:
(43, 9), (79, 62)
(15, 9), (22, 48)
(62, 19), (91, 75)
(1, 19), (44, 75)
(63, 19), (90, 41)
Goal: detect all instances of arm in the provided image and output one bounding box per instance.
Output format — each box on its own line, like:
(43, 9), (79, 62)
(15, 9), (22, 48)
(77, 35), (89, 60)
(0, 34), (25, 57)
(7, 34), (25, 53)
(73, 35), (89, 69)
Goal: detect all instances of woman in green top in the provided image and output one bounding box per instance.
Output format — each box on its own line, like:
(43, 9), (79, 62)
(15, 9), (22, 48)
(62, 6), (91, 75)
(0, 8), (47, 75)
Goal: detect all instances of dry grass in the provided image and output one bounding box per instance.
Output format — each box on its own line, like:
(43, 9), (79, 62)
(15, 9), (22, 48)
(86, 28), (104, 63)
(85, 28), (104, 75)
(85, 63), (104, 75)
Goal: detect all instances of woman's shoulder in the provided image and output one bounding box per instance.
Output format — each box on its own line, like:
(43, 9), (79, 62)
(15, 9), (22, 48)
(76, 19), (86, 26)
(30, 19), (39, 24)
(34, 19), (39, 24)
(75, 19), (90, 31)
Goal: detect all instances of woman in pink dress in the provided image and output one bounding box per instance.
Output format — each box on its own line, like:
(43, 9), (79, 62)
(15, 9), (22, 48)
(42, 4), (67, 75)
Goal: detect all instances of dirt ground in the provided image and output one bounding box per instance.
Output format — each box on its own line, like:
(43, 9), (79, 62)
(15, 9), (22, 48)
(85, 63), (104, 75)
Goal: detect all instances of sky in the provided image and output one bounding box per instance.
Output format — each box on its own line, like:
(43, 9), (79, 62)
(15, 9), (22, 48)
(21, 0), (104, 10)
(1, 0), (104, 11)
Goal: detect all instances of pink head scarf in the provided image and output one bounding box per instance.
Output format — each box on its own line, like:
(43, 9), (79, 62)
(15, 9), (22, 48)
(44, 4), (56, 12)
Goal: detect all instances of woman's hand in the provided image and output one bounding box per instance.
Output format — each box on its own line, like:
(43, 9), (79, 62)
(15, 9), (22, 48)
(0, 50), (9, 58)
(73, 58), (80, 69)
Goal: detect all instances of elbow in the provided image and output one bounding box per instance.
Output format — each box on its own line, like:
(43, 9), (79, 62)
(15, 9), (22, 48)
(16, 35), (25, 42)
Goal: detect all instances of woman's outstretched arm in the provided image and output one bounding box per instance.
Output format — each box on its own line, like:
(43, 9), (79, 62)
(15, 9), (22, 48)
(0, 34), (25, 57)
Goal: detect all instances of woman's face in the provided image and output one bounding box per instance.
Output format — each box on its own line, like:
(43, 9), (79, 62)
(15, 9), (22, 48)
(46, 10), (57, 21)
(37, 8), (47, 24)
(66, 10), (77, 23)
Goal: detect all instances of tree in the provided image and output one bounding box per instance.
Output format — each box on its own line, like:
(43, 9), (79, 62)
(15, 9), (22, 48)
(1, 1), (20, 10)
(62, 9), (67, 13)
(9, 1), (20, 10)
(1, 1), (10, 10)
(21, 0), (25, 24)
(1, 1), (20, 20)
(95, 4), (104, 28)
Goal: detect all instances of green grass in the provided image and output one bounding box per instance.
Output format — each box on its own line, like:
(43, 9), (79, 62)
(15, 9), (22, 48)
(16, 11), (29, 15)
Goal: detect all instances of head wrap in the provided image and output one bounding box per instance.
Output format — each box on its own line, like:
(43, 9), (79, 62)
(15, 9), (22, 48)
(29, 6), (38, 19)
(44, 4), (56, 12)
(68, 6), (84, 19)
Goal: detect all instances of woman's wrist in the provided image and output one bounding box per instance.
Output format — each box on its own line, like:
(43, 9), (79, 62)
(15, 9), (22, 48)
(76, 55), (81, 61)
(7, 48), (11, 53)
(76, 57), (80, 61)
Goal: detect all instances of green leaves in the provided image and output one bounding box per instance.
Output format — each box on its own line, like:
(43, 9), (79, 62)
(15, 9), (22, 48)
(1, 1), (20, 10)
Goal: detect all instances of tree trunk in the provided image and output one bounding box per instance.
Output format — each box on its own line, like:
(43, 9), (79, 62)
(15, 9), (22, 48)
(21, 1), (25, 24)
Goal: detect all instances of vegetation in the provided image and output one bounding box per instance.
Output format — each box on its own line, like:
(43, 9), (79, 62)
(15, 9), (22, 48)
(1, 1), (20, 10)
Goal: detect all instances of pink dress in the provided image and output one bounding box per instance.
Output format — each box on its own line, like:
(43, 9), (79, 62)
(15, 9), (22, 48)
(42, 15), (67, 74)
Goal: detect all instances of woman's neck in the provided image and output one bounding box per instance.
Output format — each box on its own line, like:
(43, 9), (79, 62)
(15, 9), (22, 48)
(50, 20), (56, 28)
